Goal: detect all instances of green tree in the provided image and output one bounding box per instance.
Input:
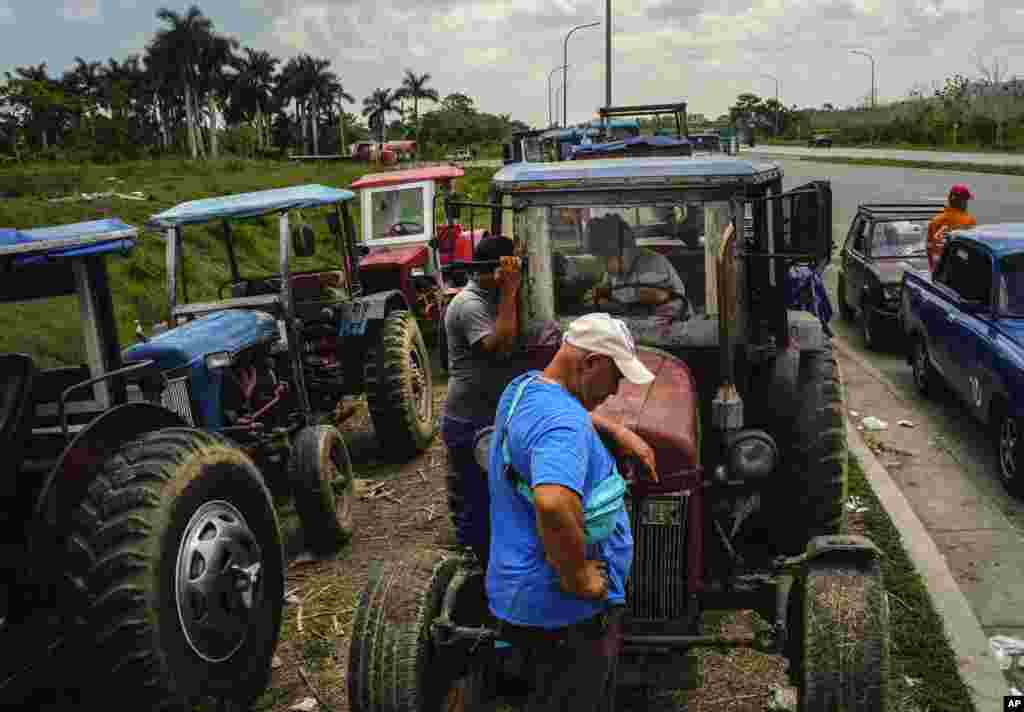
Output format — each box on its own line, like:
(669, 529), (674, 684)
(396, 69), (440, 156)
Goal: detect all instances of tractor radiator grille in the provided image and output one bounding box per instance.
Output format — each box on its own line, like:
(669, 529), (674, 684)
(625, 493), (689, 620)
(160, 376), (195, 426)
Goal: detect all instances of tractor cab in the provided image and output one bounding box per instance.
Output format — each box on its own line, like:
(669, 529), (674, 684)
(351, 165), (492, 316)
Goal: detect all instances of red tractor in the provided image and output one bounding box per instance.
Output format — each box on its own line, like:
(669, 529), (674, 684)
(351, 165), (494, 366)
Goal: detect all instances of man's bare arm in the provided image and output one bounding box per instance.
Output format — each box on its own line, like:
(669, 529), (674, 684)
(533, 484), (607, 600)
(479, 257), (521, 354)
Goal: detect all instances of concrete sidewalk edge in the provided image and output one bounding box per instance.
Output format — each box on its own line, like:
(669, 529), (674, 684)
(840, 374), (1007, 710)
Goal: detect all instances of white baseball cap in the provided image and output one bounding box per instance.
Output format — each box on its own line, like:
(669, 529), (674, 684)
(564, 313), (655, 385)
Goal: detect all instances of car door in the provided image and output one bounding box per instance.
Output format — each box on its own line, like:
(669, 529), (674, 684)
(844, 217), (870, 313)
(927, 244), (966, 383)
(944, 243), (996, 412)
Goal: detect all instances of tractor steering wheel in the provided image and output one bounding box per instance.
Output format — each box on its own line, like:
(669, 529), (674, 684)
(387, 221), (424, 237)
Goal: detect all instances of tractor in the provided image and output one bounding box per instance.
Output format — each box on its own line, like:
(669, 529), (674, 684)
(131, 184), (435, 479)
(350, 165), (497, 368)
(349, 155), (891, 710)
(0, 219), (285, 709)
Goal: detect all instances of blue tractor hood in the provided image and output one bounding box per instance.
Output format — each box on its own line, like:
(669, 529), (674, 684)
(123, 310), (280, 428)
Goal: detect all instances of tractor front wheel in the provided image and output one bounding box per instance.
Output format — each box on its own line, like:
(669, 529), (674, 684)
(792, 558), (890, 711)
(365, 310), (436, 460)
(290, 424), (356, 555)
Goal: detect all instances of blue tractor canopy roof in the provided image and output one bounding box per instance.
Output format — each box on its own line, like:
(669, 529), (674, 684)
(147, 184), (355, 229)
(492, 155), (783, 191)
(0, 218), (137, 266)
(570, 135), (692, 159)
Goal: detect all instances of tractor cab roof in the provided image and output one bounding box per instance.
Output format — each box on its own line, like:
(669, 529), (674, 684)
(146, 184), (354, 229)
(350, 165), (464, 191)
(0, 218), (136, 267)
(492, 155), (783, 192)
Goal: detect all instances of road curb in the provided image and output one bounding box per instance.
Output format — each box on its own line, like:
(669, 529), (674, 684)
(839, 362), (1008, 710)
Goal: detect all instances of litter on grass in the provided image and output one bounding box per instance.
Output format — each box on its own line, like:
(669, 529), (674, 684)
(288, 697), (318, 712)
(845, 496), (869, 514)
(861, 416), (889, 431)
(989, 635), (1024, 670)
(898, 419), (916, 428)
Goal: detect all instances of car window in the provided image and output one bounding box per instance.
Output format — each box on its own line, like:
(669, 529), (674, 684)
(870, 220), (928, 258)
(998, 255), (1024, 317)
(943, 243), (992, 305)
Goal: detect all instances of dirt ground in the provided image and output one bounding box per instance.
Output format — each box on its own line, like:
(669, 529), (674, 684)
(258, 374), (868, 712)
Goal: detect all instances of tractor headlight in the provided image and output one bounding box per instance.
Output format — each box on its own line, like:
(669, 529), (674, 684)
(725, 430), (778, 480)
(205, 351), (232, 370)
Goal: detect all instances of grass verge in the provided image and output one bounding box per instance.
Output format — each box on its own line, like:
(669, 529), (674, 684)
(846, 454), (976, 712)
(793, 154), (1024, 177)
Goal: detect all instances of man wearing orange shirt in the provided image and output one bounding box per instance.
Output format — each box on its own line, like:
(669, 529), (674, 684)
(928, 184), (977, 271)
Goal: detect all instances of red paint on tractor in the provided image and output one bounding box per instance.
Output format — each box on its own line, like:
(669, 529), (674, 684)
(350, 165), (465, 190)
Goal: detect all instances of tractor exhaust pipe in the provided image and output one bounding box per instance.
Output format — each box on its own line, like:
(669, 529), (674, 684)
(712, 222), (742, 431)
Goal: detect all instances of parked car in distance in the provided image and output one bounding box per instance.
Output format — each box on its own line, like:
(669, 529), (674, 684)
(807, 134), (833, 147)
(900, 225), (1024, 494)
(837, 203), (940, 350)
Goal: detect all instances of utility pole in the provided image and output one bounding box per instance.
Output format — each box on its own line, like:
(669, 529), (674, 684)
(760, 73), (780, 136)
(605, 0), (612, 112)
(850, 50), (876, 109)
(547, 65), (566, 128)
(563, 21), (600, 127)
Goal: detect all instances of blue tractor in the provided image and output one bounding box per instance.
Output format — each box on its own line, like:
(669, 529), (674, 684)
(0, 220), (285, 709)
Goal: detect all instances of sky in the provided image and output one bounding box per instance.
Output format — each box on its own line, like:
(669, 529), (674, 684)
(1, 0), (1023, 128)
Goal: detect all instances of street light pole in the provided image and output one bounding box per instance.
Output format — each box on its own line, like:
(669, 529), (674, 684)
(760, 73), (780, 136)
(850, 50), (876, 109)
(563, 21), (600, 127)
(605, 0), (612, 112)
(547, 65), (566, 128)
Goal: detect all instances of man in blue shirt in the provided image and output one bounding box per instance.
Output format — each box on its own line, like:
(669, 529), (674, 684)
(487, 313), (657, 711)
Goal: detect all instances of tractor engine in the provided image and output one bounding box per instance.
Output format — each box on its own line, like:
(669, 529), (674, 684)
(220, 345), (294, 431)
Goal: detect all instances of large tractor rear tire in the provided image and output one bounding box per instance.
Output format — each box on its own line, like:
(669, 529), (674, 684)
(783, 343), (848, 550)
(365, 310), (436, 460)
(792, 558), (890, 711)
(349, 548), (488, 712)
(72, 428), (285, 709)
(290, 424), (356, 555)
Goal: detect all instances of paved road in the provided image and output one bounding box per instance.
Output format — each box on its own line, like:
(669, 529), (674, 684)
(778, 155), (1024, 538)
(748, 143), (1024, 167)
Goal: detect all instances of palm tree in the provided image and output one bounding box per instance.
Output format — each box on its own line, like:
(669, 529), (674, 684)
(152, 6), (213, 158)
(63, 57), (102, 137)
(362, 87), (400, 146)
(327, 79), (355, 155)
(230, 48), (279, 149)
(396, 69), (439, 154)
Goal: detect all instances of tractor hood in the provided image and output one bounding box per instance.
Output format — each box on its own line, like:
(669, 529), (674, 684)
(359, 244), (428, 270)
(594, 348), (699, 474)
(123, 310), (280, 429)
(123, 309), (279, 371)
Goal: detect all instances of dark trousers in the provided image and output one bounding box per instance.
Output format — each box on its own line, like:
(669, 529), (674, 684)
(499, 606), (625, 712)
(441, 415), (491, 568)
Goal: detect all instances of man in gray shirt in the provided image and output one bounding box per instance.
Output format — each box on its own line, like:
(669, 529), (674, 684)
(442, 236), (521, 566)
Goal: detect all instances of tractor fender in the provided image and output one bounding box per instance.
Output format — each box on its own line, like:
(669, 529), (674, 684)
(803, 534), (883, 567)
(30, 402), (187, 549)
(354, 290), (409, 323)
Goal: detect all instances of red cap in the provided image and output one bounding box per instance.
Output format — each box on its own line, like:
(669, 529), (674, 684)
(950, 184), (973, 200)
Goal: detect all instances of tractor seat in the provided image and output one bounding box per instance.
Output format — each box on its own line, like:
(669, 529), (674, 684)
(0, 353), (37, 486)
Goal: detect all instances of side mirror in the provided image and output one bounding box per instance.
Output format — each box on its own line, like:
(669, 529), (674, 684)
(325, 211), (341, 235)
(292, 224), (316, 258)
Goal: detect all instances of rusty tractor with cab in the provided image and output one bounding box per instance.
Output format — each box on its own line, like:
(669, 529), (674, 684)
(0, 219), (285, 709)
(349, 154), (891, 710)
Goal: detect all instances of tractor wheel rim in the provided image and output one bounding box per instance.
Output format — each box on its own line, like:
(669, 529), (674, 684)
(914, 343), (928, 390)
(409, 348), (429, 422)
(328, 440), (352, 522)
(175, 499), (262, 663)
(1001, 418), (1018, 484)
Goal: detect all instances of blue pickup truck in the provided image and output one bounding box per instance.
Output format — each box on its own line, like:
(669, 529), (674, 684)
(900, 225), (1024, 492)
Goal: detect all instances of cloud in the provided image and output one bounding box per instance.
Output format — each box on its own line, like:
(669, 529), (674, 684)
(0, 2), (13, 24)
(61, 0), (102, 22)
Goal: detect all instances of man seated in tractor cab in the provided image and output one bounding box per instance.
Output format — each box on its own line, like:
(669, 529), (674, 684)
(588, 213), (691, 320)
